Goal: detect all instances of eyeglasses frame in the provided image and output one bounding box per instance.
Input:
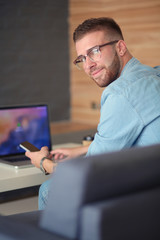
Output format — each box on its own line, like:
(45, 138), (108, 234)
(73, 40), (119, 69)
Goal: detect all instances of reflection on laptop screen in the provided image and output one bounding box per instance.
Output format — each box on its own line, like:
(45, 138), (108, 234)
(0, 105), (51, 156)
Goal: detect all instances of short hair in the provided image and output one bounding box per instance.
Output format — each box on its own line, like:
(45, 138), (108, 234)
(73, 17), (124, 42)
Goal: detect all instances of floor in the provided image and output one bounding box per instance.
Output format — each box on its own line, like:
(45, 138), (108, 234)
(0, 121), (97, 216)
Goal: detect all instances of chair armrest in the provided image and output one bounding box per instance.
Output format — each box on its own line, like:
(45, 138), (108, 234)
(80, 187), (160, 240)
(40, 144), (160, 239)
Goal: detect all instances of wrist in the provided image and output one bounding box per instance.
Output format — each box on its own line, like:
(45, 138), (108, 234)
(40, 157), (50, 175)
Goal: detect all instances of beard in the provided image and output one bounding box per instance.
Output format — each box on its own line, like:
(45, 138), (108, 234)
(90, 52), (121, 88)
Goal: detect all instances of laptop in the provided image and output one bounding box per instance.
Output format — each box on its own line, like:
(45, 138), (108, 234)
(0, 104), (52, 169)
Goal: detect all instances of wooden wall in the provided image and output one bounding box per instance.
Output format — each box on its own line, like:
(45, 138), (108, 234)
(69, 0), (160, 125)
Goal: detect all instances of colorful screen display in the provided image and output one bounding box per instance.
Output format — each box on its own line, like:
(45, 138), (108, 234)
(0, 105), (51, 156)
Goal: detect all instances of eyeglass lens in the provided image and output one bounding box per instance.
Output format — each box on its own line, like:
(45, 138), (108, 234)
(76, 47), (101, 69)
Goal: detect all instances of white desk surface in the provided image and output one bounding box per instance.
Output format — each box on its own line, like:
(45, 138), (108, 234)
(0, 143), (81, 193)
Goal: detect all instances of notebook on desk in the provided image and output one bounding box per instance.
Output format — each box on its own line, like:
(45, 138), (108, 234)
(0, 104), (52, 169)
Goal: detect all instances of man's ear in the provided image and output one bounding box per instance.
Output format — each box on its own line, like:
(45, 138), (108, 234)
(116, 40), (127, 57)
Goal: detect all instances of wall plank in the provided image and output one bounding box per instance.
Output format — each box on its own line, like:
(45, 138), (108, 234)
(69, 0), (160, 125)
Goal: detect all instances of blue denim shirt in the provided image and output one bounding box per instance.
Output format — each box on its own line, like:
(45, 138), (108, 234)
(87, 58), (160, 156)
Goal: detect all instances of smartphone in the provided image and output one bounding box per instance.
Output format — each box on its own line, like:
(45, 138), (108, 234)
(19, 141), (39, 152)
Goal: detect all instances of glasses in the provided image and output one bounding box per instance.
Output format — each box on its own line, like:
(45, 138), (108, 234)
(73, 40), (119, 70)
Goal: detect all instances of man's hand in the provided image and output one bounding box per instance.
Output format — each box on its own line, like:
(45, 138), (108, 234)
(25, 146), (50, 169)
(51, 145), (89, 161)
(25, 145), (89, 173)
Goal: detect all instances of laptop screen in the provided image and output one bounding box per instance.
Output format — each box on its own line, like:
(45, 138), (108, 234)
(0, 105), (51, 156)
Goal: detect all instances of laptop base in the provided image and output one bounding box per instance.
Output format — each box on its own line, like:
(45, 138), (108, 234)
(0, 158), (34, 169)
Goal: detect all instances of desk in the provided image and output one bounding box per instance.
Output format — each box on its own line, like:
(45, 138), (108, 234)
(0, 143), (81, 193)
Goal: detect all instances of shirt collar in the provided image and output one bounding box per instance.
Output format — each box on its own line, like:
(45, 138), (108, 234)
(120, 57), (140, 77)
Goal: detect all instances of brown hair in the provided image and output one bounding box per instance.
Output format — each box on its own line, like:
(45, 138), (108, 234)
(73, 17), (124, 42)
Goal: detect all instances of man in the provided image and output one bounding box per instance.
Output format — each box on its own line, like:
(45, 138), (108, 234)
(26, 17), (160, 209)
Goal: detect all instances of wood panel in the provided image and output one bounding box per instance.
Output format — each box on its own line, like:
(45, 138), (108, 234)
(69, 0), (160, 125)
(50, 121), (97, 134)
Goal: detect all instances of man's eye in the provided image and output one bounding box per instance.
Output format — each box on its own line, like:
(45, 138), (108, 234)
(76, 59), (82, 64)
(91, 48), (99, 54)
(76, 59), (81, 63)
(77, 57), (85, 63)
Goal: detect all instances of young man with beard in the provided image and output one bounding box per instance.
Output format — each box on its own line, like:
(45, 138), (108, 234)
(26, 17), (160, 209)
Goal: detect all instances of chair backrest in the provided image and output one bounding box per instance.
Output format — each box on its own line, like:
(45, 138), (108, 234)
(40, 144), (160, 239)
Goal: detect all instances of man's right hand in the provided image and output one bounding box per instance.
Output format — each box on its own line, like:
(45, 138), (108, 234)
(51, 145), (89, 162)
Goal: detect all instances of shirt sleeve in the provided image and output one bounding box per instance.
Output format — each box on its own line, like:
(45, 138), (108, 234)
(86, 92), (144, 156)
